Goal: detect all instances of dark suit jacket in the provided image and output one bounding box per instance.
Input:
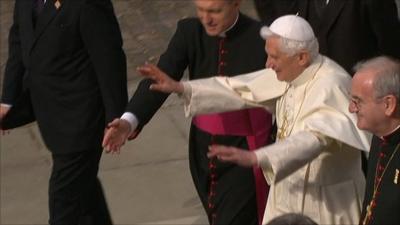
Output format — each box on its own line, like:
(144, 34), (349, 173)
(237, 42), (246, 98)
(126, 13), (267, 129)
(1, 0), (128, 153)
(361, 130), (400, 225)
(254, 0), (400, 73)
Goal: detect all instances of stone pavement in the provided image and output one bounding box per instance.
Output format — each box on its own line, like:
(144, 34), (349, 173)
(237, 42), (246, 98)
(0, 1), (260, 224)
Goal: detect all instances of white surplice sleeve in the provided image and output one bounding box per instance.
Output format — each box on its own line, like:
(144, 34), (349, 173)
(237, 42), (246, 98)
(254, 130), (330, 184)
(181, 68), (287, 117)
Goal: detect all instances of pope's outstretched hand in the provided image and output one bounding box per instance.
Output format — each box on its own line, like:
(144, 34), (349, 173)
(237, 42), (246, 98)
(207, 145), (258, 167)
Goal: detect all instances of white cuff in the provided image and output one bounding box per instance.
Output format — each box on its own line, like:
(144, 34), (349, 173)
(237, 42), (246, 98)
(1, 103), (12, 108)
(121, 112), (139, 135)
(181, 82), (192, 117)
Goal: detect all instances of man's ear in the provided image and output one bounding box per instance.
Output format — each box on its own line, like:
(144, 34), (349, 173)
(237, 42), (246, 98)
(297, 51), (310, 67)
(384, 95), (398, 116)
(232, 0), (242, 8)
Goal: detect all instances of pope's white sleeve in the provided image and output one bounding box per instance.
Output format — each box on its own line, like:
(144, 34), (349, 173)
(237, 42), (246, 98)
(181, 79), (261, 117)
(181, 70), (283, 117)
(254, 131), (329, 184)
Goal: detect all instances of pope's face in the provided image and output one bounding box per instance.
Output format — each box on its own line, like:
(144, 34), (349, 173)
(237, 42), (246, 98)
(194, 0), (240, 36)
(264, 36), (304, 82)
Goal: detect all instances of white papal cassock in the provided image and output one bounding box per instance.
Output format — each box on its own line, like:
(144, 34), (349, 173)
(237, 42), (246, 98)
(181, 55), (371, 225)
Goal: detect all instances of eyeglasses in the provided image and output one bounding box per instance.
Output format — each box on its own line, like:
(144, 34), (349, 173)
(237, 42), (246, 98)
(350, 96), (386, 111)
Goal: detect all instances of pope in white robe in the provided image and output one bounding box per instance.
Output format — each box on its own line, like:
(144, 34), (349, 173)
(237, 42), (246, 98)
(181, 55), (371, 224)
(135, 15), (372, 225)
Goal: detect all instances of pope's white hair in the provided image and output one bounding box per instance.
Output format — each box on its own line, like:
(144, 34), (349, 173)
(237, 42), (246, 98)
(278, 36), (319, 62)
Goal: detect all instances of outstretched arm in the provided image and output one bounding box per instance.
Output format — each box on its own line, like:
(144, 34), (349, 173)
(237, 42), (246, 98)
(101, 63), (182, 153)
(138, 64), (284, 117)
(208, 131), (326, 184)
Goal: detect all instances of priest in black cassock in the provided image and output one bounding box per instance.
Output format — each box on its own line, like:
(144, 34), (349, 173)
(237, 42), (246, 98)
(350, 56), (400, 225)
(102, 0), (272, 224)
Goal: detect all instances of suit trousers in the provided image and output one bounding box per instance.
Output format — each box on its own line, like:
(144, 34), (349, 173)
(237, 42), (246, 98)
(48, 148), (112, 225)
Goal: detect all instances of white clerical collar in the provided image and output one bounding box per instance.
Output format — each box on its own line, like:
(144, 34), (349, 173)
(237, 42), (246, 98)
(290, 55), (323, 87)
(380, 124), (400, 140)
(219, 12), (239, 38)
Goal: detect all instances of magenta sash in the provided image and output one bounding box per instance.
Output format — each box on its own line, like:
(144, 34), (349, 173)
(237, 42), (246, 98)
(193, 108), (271, 224)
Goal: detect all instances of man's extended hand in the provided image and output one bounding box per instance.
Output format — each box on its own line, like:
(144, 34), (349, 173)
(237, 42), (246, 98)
(102, 118), (131, 154)
(137, 63), (184, 94)
(207, 145), (258, 167)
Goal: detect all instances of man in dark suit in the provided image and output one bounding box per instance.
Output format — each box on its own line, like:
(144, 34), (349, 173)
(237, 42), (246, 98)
(350, 56), (400, 225)
(102, 0), (272, 224)
(0, 0), (128, 224)
(254, 0), (400, 74)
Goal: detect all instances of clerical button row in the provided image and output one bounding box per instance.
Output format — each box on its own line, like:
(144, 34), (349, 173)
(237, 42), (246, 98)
(219, 61), (227, 66)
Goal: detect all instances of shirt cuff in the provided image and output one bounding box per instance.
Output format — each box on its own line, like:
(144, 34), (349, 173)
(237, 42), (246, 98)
(1, 103), (12, 108)
(121, 112), (139, 135)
